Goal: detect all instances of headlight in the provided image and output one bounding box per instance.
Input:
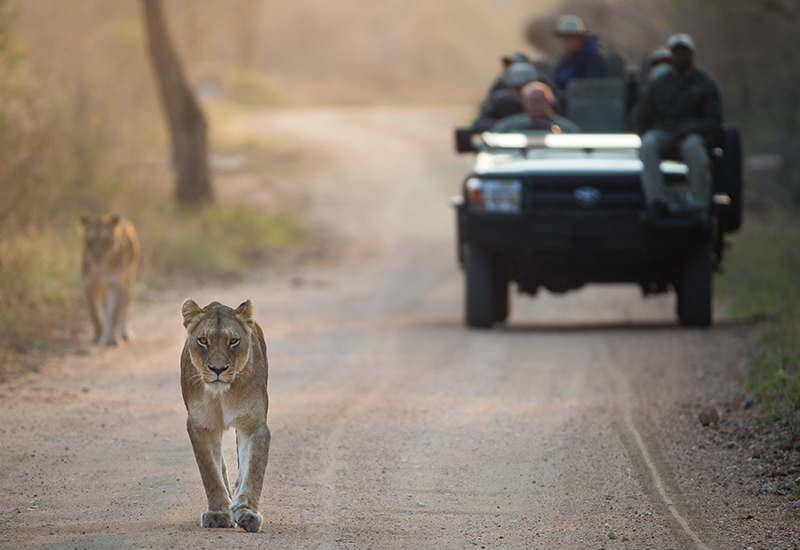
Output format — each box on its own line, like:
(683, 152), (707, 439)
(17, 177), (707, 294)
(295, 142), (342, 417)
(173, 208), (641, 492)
(465, 178), (522, 213)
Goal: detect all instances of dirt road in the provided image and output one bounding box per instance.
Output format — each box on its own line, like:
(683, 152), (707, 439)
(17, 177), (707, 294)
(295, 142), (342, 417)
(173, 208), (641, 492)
(1, 107), (796, 550)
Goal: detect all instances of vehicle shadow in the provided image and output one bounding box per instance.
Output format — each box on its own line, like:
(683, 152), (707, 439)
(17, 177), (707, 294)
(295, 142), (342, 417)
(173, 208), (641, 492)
(423, 315), (767, 334)
(494, 316), (767, 333)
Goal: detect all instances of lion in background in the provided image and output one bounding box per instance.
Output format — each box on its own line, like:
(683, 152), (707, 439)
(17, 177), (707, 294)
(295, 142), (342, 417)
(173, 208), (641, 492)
(80, 214), (140, 346)
(180, 299), (271, 532)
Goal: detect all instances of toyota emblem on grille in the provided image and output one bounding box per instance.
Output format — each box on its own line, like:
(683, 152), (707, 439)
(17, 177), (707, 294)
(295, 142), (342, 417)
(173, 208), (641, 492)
(574, 186), (601, 208)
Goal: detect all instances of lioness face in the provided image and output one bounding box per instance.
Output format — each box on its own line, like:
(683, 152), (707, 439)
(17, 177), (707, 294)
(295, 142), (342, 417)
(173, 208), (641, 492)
(80, 214), (120, 261)
(182, 300), (253, 393)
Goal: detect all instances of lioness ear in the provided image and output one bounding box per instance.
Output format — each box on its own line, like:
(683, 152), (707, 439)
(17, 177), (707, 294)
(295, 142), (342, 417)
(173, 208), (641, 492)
(181, 299), (203, 329)
(109, 214), (120, 226)
(235, 300), (254, 322)
(79, 215), (89, 227)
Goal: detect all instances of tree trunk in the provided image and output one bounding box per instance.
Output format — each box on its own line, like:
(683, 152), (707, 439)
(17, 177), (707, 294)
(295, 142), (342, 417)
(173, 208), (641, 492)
(142, 0), (212, 206)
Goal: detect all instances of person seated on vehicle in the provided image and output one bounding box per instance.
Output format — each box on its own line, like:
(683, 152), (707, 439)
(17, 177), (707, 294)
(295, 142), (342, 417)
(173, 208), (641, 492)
(491, 82), (581, 134)
(637, 34), (722, 217)
(553, 15), (606, 93)
(484, 51), (531, 100)
(645, 47), (674, 86)
(472, 62), (539, 131)
(640, 47), (675, 93)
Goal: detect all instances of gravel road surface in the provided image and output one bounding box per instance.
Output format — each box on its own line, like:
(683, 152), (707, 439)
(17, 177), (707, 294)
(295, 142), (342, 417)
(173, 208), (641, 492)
(1, 107), (797, 550)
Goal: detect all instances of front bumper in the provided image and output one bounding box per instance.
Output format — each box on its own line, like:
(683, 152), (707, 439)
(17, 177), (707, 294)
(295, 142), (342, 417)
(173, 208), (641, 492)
(457, 207), (709, 291)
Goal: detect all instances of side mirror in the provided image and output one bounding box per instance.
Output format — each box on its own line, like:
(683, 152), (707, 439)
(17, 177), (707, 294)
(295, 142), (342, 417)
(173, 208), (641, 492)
(455, 127), (478, 154)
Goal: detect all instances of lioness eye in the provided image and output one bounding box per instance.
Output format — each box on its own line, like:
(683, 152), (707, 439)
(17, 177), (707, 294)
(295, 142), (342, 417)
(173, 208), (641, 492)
(229, 338), (239, 347)
(198, 337), (208, 346)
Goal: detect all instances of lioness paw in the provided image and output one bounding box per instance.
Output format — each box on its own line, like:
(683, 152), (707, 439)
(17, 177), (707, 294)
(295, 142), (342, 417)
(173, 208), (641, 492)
(202, 511), (234, 529)
(234, 509), (262, 533)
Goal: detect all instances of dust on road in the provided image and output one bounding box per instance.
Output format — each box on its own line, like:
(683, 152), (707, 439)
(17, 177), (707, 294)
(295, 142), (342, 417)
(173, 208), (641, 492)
(1, 107), (796, 550)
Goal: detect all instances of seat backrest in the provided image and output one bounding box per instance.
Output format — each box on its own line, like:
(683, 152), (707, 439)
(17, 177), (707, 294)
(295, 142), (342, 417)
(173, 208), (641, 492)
(566, 77), (627, 133)
(605, 53), (626, 79)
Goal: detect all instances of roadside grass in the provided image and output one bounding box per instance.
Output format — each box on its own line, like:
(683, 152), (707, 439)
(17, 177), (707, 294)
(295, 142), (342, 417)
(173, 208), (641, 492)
(0, 226), (85, 361)
(222, 67), (291, 108)
(132, 199), (307, 283)
(716, 219), (800, 431)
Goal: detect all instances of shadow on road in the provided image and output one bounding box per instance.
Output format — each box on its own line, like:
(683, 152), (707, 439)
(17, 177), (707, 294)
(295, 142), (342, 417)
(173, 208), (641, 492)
(423, 317), (766, 334)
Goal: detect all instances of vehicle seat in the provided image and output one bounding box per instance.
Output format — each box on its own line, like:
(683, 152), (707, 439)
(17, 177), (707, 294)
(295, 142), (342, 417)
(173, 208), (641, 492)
(566, 77), (627, 133)
(605, 53), (626, 79)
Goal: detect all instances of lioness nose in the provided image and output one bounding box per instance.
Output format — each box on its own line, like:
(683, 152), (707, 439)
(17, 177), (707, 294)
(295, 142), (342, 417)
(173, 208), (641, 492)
(209, 365), (228, 375)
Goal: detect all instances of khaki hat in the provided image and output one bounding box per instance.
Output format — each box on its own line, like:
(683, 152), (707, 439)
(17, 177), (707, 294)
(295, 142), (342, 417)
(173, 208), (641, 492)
(667, 33), (696, 51)
(554, 15), (589, 36)
(503, 62), (539, 87)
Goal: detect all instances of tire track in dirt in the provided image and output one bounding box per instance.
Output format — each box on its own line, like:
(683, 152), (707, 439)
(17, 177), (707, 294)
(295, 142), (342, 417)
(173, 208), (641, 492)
(601, 342), (714, 549)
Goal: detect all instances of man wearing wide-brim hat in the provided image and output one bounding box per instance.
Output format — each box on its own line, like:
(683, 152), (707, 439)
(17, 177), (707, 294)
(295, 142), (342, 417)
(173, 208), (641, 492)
(637, 33), (722, 218)
(553, 15), (606, 92)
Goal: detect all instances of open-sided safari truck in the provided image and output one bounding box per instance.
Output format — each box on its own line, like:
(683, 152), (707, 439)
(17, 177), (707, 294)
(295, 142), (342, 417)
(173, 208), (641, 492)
(452, 76), (742, 328)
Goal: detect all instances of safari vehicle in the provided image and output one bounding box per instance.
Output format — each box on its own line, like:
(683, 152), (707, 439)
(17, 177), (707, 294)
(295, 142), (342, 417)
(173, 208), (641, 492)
(452, 86), (742, 328)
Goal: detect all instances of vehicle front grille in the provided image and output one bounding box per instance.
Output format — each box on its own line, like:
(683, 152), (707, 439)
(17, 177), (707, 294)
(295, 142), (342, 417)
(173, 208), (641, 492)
(524, 174), (645, 211)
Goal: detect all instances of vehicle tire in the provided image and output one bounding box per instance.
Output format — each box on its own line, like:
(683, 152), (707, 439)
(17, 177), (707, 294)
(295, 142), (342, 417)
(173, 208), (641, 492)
(465, 244), (495, 328)
(493, 274), (509, 324)
(676, 239), (713, 327)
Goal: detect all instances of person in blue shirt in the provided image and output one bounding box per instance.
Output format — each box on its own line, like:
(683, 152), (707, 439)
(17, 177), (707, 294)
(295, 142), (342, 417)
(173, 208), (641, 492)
(553, 15), (606, 92)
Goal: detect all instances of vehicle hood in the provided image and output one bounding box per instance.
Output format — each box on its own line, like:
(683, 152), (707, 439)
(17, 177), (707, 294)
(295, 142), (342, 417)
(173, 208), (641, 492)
(473, 149), (689, 177)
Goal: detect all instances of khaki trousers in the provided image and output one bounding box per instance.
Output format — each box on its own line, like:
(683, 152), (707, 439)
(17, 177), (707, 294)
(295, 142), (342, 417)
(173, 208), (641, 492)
(640, 130), (711, 207)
